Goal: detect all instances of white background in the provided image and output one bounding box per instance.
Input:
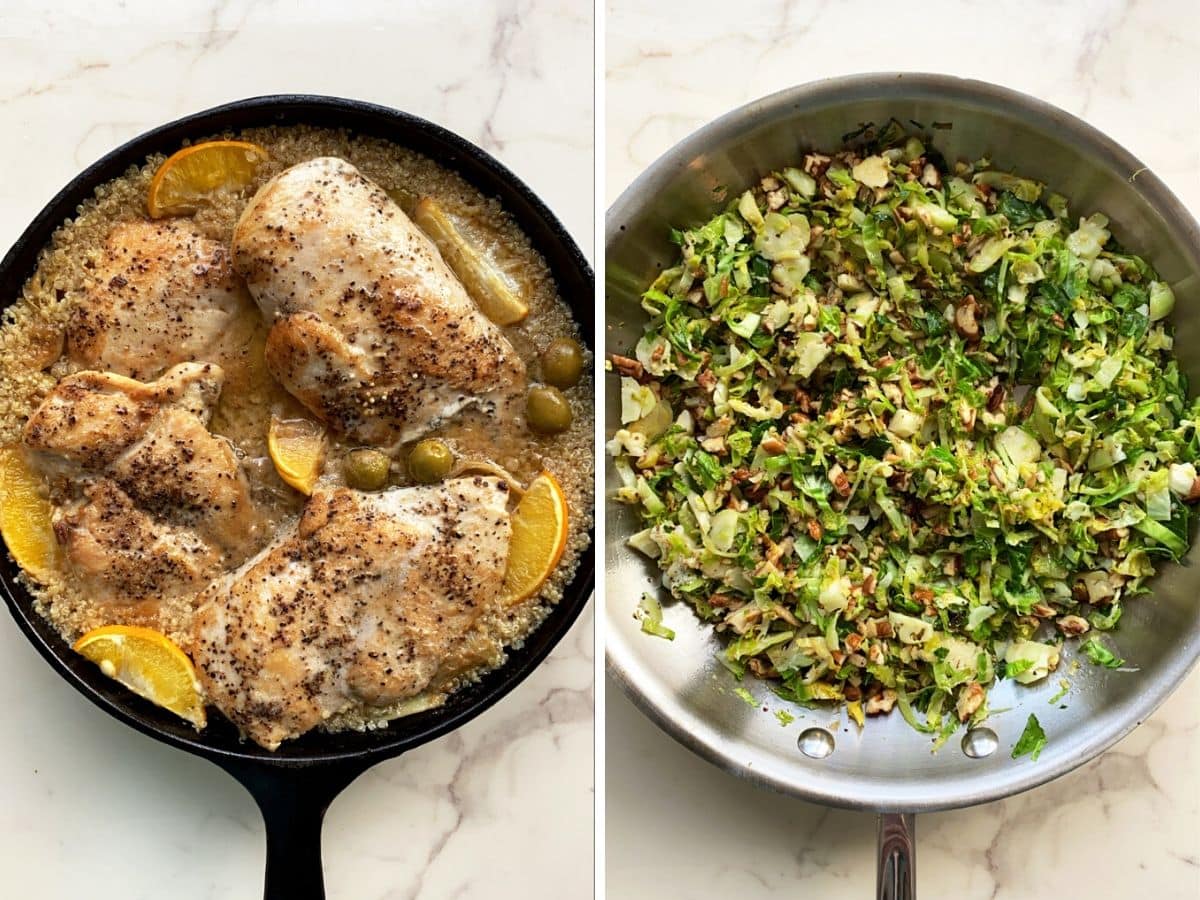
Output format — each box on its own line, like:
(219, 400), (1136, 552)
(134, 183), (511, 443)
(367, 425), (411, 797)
(606, 0), (1200, 897)
(0, 2), (594, 898)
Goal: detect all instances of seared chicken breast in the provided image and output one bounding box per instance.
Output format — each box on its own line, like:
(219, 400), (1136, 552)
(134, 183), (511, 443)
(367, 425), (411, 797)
(232, 157), (525, 445)
(67, 220), (250, 381)
(23, 363), (264, 603)
(54, 479), (222, 612)
(190, 477), (512, 749)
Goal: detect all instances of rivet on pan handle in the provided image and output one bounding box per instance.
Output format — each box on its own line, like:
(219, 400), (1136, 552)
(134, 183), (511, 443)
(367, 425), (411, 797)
(876, 812), (916, 900)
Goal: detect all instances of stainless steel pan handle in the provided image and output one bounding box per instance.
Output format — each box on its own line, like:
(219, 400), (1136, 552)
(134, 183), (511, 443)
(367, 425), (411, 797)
(876, 813), (916, 900)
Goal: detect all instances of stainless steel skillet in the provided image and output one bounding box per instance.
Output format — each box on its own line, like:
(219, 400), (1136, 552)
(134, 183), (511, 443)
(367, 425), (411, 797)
(0, 94), (595, 900)
(604, 73), (1200, 898)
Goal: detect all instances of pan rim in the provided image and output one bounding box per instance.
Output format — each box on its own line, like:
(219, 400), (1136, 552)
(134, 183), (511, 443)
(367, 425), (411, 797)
(0, 93), (595, 769)
(604, 71), (1200, 812)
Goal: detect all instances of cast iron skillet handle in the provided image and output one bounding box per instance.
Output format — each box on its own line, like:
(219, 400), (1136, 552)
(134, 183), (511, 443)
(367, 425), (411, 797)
(215, 756), (374, 900)
(876, 812), (916, 900)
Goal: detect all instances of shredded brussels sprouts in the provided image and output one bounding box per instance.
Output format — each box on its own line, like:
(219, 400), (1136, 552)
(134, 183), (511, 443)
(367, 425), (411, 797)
(609, 125), (1199, 749)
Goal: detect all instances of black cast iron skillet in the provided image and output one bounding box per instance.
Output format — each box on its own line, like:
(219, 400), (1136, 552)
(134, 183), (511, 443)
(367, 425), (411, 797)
(0, 95), (594, 900)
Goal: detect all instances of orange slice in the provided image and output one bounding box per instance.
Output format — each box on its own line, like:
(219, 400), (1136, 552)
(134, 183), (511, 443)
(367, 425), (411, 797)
(268, 416), (327, 495)
(147, 140), (268, 218)
(0, 446), (61, 581)
(73, 625), (206, 728)
(500, 471), (569, 606)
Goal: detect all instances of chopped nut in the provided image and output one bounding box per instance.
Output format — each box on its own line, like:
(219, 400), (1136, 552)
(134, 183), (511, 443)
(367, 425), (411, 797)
(807, 519), (823, 541)
(829, 463), (852, 497)
(760, 175), (782, 192)
(956, 682), (985, 722)
(845, 632), (863, 652)
(699, 435), (726, 454)
(920, 163), (941, 188)
(759, 436), (787, 455)
(865, 688), (898, 716)
(766, 189), (786, 211)
(803, 152), (831, 176)
(747, 658), (778, 678)
(610, 353), (643, 379)
(696, 369), (716, 392)
(1057, 615), (1090, 636)
(954, 294), (981, 341)
(1186, 477), (1200, 503)
(987, 383), (1006, 413)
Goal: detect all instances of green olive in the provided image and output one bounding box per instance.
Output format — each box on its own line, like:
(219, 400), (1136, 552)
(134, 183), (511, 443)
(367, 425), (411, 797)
(408, 438), (454, 483)
(540, 337), (584, 388)
(526, 385), (573, 434)
(344, 448), (391, 491)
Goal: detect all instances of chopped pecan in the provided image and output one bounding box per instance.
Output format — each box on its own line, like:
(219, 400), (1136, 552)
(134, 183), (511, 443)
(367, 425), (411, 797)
(954, 294), (981, 341)
(807, 520), (823, 541)
(747, 658), (778, 678)
(987, 383), (1006, 413)
(844, 632), (864, 652)
(803, 152), (831, 177)
(610, 353), (643, 379)
(1057, 615), (1090, 636)
(742, 481), (769, 503)
(696, 369), (716, 392)
(956, 682), (985, 722)
(759, 436), (787, 455)
(862, 570), (877, 594)
(865, 688), (899, 716)
(829, 464), (852, 497)
(1186, 477), (1200, 503)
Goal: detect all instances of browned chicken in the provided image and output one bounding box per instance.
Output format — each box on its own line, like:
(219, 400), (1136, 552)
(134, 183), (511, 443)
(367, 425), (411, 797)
(66, 219), (252, 381)
(190, 476), (512, 749)
(23, 362), (264, 604)
(231, 157), (526, 445)
(54, 480), (223, 614)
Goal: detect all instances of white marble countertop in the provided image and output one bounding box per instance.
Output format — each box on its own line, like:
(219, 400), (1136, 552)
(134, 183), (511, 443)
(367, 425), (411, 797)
(0, 2), (593, 898)
(606, 0), (1200, 897)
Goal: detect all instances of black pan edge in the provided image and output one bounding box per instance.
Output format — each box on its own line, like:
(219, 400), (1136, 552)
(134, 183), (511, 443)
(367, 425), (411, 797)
(0, 94), (595, 769)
